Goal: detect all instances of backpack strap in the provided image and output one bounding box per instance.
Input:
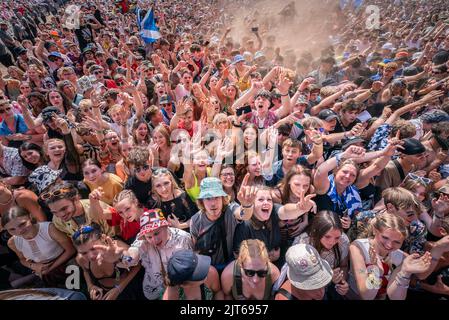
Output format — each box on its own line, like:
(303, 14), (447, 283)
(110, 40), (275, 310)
(277, 288), (298, 300)
(392, 160), (405, 181)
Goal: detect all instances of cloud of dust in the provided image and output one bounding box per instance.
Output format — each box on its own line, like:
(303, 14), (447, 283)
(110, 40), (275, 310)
(223, 0), (346, 65)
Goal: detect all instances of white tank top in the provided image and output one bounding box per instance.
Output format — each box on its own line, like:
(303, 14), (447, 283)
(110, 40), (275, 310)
(347, 238), (405, 298)
(14, 222), (64, 263)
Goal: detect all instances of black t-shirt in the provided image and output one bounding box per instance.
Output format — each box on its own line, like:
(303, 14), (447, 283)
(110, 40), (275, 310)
(147, 191), (198, 223)
(75, 24), (94, 51)
(124, 175), (152, 205)
(233, 204), (281, 254)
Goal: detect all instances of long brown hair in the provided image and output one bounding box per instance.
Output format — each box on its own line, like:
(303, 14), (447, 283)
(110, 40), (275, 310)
(308, 210), (343, 268)
(278, 165), (313, 204)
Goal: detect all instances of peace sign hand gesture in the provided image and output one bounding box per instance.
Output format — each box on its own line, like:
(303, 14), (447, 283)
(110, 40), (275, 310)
(296, 192), (316, 214)
(237, 173), (258, 207)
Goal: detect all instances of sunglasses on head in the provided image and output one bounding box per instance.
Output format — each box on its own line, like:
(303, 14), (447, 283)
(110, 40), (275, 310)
(72, 226), (94, 240)
(153, 167), (170, 175)
(40, 187), (72, 201)
(407, 173), (433, 185)
(135, 164), (150, 174)
(243, 268), (268, 278)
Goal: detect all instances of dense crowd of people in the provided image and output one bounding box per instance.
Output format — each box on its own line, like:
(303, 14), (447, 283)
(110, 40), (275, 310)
(0, 0), (448, 300)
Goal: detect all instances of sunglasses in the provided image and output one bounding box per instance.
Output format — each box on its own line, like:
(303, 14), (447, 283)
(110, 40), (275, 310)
(407, 173), (433, 185)
(243, 268), (268, 278)
(153, 168), (170, 175)
(135, 164), (150, 174)
(93, 70), (104, 75)
(40, 187), (72, 201)
(72, 226), (94, 240)
(0, 107), (11, 113)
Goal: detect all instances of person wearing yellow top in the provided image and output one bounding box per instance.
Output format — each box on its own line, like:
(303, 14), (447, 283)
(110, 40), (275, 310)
(40, 181), (115, 238)
(82, 158), (124, 205)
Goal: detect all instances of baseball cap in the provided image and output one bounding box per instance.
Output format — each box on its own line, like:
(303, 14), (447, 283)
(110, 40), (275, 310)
(286, 244), (333, 290)
(197, 177), (228, 200)
(48, 51), (63, 59)
(342, 137), (365, 150)
(254, 51), (265, 60)
(167, 250), (211, 286)
(14, 47), (27, 56)
(232, 54), (245, 64)
(432, 50), (449, 65)
(159, 95), (171, 105)
(318, 109), (338, 122)
(401, 138), (426, 155)
(137, 209), (169, 239)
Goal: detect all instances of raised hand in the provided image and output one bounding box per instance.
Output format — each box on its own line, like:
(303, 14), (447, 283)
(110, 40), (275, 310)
(371, 81), (384, 92)
(89, 187), (104, 203)
(401, 252), (432, 275)
(276, 71), (292, 95)
(92, 236), (125, 265)
(167, 214), (182, 229)
(383, 130), (403, 156)
(349, 122), (364, 137)
(296, 192), (316, 214)
(420, 90), (444, 104)
(342, 145), (366, 160)
(237, 173), (258, 207)
(251, 81), (264, 91)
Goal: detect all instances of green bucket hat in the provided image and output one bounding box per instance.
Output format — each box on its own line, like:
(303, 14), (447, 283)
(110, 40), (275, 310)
(197, 177), (228, 200)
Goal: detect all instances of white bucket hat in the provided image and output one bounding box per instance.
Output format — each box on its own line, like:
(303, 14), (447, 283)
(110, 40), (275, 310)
(286, 244), (333, 290)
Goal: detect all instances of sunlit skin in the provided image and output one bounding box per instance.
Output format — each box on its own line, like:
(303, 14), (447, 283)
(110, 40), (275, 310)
(253, 190), (273, 222)
(4, 216), (36, 239)
(244, 127), (257, 148)
(320, 228), (342, 251)
(220, 168), (235, 189)
(114, 198), (142, 223)
(241, 257), (269, 290)
(131, 161), (152, 182)
(323, 118), (337, 132)
(254, 96), (270, 116)
(203, 197), (224, 221)
(105, 132), (120, 151)
(48, 91), (63, 109)
(20, 149), (41, 165)
(153, 175), (174, 201)
(247, 156), (262, 177)
(76, 239), (102, 262)
(386, 204), (417, 226)
(152, 131), (167, 148)
(143, 226), (170, 249)
(334, 164), (357, 192)
(136, 123), (149, 143)
(46, 140), (66, 166)
(48, 198), (83, 222)
(372, 228), (404, 258)
(193, 151), (209, 173)
(289, 174), (311, 201)
(82, 164), (105, 185)
(282, 146), (301, 167)
(340, 110), (359, 127)
(413, 185), (426, 203)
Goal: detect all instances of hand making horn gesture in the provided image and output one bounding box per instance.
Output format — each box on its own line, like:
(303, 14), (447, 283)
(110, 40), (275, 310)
(237, 173), (258, 208)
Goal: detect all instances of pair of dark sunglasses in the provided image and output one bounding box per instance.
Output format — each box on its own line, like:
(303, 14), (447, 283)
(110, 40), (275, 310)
(135, 164), (150, 173)
(243, 268), (268, 278)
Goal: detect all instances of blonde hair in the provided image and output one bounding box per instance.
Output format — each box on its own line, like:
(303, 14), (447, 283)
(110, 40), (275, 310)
(151, 169), (181, 206)
(44, 138), (65, 155)
(302, 117), (323, 130)
(78, 99), (93, 109)
(236, 239), (270, 267)
(152, 124), (171, 147)
(113, 189), (139, 207)
(368, 213), (409, 239)
(213, 113), (230, 128)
